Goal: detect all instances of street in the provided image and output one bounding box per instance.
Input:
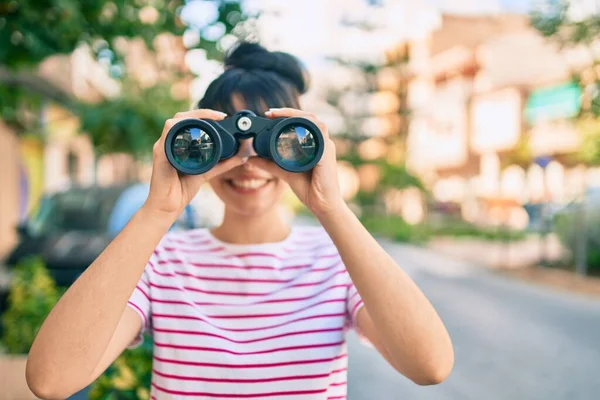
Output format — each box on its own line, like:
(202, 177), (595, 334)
(346, 241), (600, 400)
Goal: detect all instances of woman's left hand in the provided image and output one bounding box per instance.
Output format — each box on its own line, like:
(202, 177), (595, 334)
(247, 107), (346, 219)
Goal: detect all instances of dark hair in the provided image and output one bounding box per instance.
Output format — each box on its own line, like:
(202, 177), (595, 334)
(197, 42), (309, 116)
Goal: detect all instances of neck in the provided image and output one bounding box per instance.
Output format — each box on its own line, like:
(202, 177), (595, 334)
(211, 206), (291, 245)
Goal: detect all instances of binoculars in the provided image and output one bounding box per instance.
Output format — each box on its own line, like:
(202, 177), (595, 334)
(165, 110), (324, 175)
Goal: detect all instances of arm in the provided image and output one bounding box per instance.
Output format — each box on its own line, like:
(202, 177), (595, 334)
(26, 109), (242, 399)
(318, 205), (454, 385)
(26, 208), (171, 399)
(249, 107), (453, 386)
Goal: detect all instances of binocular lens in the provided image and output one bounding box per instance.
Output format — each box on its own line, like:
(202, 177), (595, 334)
(275, 125), (318, 168)
(172, 127), (216, 170)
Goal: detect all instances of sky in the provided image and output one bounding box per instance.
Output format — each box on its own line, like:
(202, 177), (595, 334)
(432, 0), (534, 14)
(183, 0), (538, 101)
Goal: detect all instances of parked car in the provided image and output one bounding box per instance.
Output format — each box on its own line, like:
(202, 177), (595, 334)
(0, 183), (222, 315)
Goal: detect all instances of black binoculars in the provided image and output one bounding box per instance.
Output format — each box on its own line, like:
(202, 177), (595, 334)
(165, 110), (324, 175)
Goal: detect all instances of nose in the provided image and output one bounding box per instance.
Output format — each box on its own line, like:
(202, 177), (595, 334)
(237, 138), (257, 158)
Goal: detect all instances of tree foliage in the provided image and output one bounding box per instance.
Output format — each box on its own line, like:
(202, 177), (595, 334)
(0, 0), (182, 69)
(530, 0), (600, 164)
(0, 0), (245, 155)
(78, 82), (188, 157)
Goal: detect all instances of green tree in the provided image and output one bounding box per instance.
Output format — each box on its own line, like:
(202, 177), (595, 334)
(0, 0), (244, 154)
(530, 1), (600, 163)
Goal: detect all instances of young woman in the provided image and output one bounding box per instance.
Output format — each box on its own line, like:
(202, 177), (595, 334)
(26, 42), (453, 400)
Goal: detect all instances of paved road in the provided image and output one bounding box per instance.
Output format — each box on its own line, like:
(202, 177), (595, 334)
(346, 241), (600, 400)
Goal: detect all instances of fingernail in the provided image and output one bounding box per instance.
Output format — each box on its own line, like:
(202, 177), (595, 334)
(217, 111), (227, 117)
(241, 156), (249, 163)
(267, 108), (280, 112)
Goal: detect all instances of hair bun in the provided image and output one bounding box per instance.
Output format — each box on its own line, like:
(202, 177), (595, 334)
(224, 42), (309, 94)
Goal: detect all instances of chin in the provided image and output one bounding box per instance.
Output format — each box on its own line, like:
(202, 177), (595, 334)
(210, 176), (284, 217)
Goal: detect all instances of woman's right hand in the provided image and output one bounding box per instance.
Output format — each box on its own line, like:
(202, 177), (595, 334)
(143, 109), (245, 221)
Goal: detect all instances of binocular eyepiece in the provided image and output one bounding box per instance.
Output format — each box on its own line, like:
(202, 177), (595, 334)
(165, 110), (325, 175)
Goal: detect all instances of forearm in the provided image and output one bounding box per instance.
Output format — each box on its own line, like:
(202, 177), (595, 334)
(318, 205), (453, 383)
(26, 207), (173, 396)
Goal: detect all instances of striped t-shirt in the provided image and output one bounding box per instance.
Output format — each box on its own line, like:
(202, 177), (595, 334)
(127, 225), (365, 400)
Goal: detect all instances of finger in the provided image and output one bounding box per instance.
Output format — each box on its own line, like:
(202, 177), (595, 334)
(154, 110), (225, 162)
(265, 108), (314, 119)
(174, 109), (228, 121)
(158, 110), (227, 147)
(265, 108), (329, 140)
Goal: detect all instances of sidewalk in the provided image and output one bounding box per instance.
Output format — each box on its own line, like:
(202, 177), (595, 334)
(428, 235), (600, 298)
(497, 266), (600, 299)
(428, 234), (566, 269)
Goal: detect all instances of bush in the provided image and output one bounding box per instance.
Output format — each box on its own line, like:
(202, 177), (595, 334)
(1, 257), (64, 354)
(0, 257), (154, 398)
(89, 336), (153, 400)
(428, 220), (526, 241)
(360, 214), (428, 243)
(360, 213), (526, 244)
(554, 205), (600, 273)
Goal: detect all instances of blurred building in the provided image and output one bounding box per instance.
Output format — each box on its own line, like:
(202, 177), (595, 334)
(0, 48), (117, 259)
(0, 35), (190, 259)
(389, 12), (600, 227)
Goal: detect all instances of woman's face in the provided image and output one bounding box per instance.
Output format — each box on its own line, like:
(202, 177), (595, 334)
(208, 97), (288, 218)
(209, 139), (287, 217)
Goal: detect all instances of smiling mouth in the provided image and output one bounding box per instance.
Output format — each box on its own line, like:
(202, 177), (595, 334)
(226, 178), (273, 193)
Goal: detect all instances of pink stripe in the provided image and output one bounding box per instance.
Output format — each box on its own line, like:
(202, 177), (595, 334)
(330, 367), (348, 374)
(280, 263), (314, 271)
(185, 230), (211, 239)
(227, 251), (340, 261)
(155, 259), (343, 284)
(127, 301), (147, 326)
(161, 245), (226, 254)
(149, 268), (347, 297)
(152, 312), (345, 332)
(320, 253), (340, 258)
(166, 237), (212, 246)
(329, 381), (347, 387)
(148, 283), (349, 307)
(157, 259), (312, 271)
(348, 290), (360, 302)
(351, 299), (364, 317)
(153, 352), (347, 368)
(149, 282), (264, 297)
(227, 252), (286, 260)
(258, 284), (350, 304)
(150, 297), (345, 319)
(153, 340), (344, 355)
(327, 396), (347, 399)
(152, 367), (347, 383)
(153, 269), (294, 284)
(156, 259), (339, 275)
(134, 285), (150, 301)
(204, 299), (346, 319)
(151, 382), (327, 398)
(153, 327), (344, 343)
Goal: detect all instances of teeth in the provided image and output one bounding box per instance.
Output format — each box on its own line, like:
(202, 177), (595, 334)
(231, 179), (268, 189)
